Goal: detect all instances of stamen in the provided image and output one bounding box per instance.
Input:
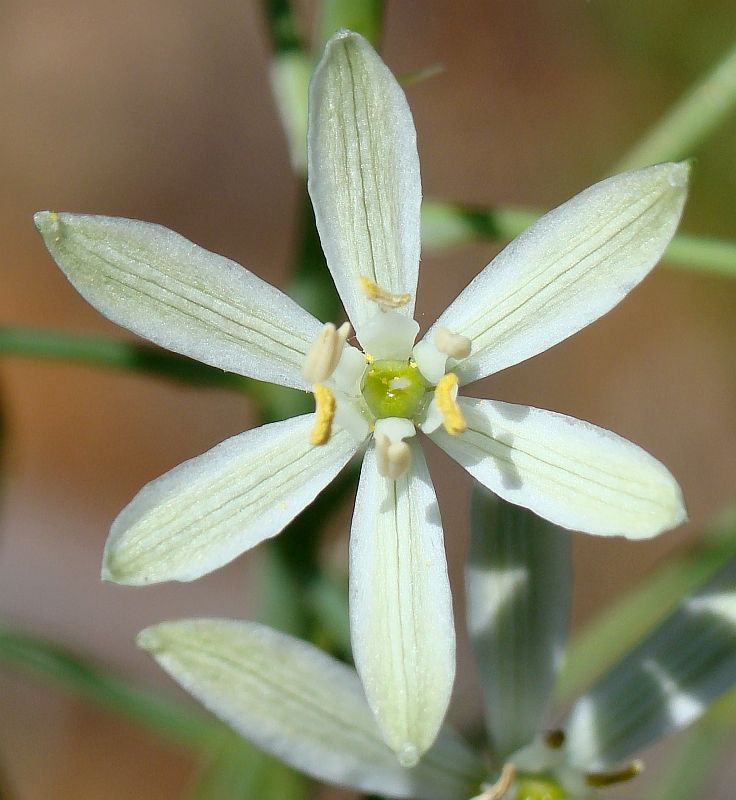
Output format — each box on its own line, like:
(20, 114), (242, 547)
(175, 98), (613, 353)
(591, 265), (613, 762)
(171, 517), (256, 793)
(434, 373), (467, 434)
(310, 384), (336, 445)
(585, 760), (643, 787)
(375, 434), (412, 480)
(543, 729), (566, 749)
(433, 327), (471, 358)
(303, 322), (352, 383)
(474, 763), (516, 800)
(359, 275), (411, 309)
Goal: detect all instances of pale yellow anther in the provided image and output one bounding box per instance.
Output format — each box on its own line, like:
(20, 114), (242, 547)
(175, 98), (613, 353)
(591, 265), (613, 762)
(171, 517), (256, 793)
(303, 322), (352, 383)
(359, 275), (411, 309)
(433, 326), (472, 359)
(375, 434), (412, 480)
(472, 763), (516, 800)
(585, 760), (643, 788)
(434, 373), (467, 435)
(310, 384), (336, 445)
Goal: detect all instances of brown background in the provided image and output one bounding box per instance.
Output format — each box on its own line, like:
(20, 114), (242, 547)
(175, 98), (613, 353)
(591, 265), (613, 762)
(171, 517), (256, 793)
(2, 1), (736, 797)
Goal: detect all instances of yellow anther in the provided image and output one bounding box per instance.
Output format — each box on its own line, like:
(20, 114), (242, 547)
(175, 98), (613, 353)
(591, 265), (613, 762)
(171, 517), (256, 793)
(359, 275), (411, 309)
(433, 327), (472, 359)
(434, 373), (466, 435)
(585, 760), (643, 788)
(310, 384), (336, 445)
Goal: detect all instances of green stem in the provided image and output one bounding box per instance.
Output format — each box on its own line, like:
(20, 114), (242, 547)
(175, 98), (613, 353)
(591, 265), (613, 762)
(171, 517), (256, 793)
(614, 40), (736, 172)
(0, 326), (311, 423)
(0, 327), (245, 388)
(421, 199), (736, 278)
(0, 627), (222, 749)
(663, 231), (736, 278)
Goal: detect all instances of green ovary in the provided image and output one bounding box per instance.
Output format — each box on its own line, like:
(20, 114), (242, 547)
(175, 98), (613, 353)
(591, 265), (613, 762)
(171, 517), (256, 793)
(361, 359), (429, 420)
(514, 777), (567, 800)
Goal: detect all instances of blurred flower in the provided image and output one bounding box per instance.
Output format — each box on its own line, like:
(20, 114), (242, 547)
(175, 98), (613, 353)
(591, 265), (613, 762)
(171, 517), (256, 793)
(35, 30), (688, 761)
(136, 492), (736, 799)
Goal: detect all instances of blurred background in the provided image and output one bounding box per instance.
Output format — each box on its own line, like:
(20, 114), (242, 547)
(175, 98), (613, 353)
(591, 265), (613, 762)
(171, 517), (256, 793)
(2, 0), (736, 797)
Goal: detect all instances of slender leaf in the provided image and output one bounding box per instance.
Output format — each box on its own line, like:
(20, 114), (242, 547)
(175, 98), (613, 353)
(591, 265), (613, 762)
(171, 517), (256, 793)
(0, 626), (221, 749)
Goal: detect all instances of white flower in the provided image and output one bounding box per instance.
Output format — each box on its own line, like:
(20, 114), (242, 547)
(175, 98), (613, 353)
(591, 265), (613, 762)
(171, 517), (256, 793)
(134, 495), (736, 800)
(34, 30), (688, 762)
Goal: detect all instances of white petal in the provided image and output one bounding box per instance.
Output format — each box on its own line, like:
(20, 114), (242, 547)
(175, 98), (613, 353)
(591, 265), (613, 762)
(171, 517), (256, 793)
(138, 619), (484, 799)
(427, 163), (689, 384)
(431, 398), (686, 538)
(565, 556), (736, 769)
(467, 489), (571, 759)
(308, 31), (421, 333)
(103, 415), (362, 584)
(350, 440), (455, 764)
(34, 212), (321, 389)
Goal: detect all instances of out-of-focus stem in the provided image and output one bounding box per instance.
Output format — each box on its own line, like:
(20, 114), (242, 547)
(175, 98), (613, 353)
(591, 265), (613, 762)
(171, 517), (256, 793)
(0, 327), (310, 423)
(421, 199), (736, 278)
(0, 627), (222, 749)
(614, 41), (736, 171)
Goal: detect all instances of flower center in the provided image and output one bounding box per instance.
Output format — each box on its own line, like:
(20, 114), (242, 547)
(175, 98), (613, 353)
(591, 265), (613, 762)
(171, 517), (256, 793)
(514, 776), (566, 800)
(361, 359), (429, 420)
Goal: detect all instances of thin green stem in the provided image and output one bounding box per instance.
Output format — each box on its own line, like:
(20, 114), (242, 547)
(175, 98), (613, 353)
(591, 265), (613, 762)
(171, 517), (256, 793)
(0, 627), (222, 749)
(0, 326), (310, 423)
(0, 327), (245, 388)
(614, 40), (736, 172)
(663, 231), (736, 278)
(421, 199), (736, 278)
